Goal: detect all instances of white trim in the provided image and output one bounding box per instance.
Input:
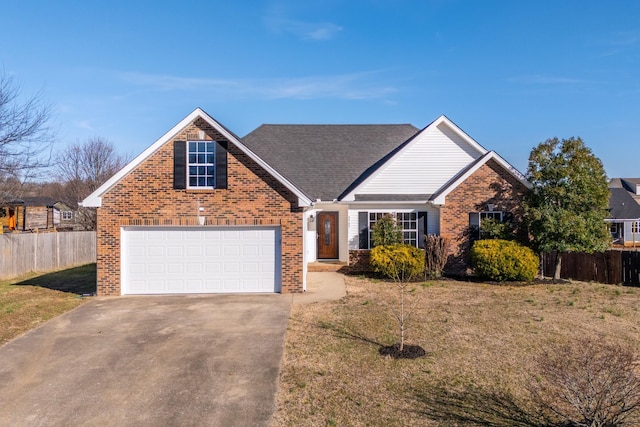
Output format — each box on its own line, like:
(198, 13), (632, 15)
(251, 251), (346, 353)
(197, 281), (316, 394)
(431, 151), (532, 205)
(341, 115), (487, 202)
(346, 200), (431, 204)
(82, 108), (312, 207)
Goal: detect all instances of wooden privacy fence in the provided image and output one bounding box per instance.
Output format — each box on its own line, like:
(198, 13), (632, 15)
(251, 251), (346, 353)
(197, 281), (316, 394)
(542, 250), (640, 285)
(0, 231), (96, 280)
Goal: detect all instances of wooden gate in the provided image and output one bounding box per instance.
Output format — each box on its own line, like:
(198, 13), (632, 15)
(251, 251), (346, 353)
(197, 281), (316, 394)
(621, 251), (640, 285)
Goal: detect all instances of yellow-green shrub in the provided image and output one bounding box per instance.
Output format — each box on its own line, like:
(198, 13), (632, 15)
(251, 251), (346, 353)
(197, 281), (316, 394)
(471, 239), (538, 282)
(370, 244), (424, 281)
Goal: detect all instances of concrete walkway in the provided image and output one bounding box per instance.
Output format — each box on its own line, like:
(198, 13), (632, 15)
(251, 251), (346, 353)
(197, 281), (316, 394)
(291, 272), (347, 304)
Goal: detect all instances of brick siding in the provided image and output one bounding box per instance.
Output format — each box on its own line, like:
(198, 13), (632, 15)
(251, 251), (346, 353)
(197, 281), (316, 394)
(439, 159), (528, 274)
(96, 118), (303, 295)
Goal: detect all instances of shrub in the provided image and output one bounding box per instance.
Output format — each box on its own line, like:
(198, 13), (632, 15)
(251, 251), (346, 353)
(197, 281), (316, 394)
(370, 244), (424, 282)
(471, 239), (538, 282)
(528, 337), (640, 426)
(371, 214), (403, 247)
(479, 217), (512, 240)
(424, 234), (450, 279)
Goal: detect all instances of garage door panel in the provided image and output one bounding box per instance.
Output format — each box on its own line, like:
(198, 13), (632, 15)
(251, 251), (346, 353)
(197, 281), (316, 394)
(224, 245), (240, 256)
(224, 263), (240, 273)
(243, 262), (259, 273)
(205, 246), (221, 256)
(122, 226), (280, 295)
(186, 232), (202, 240)
(186, 246), (202, 257)
(148, 263), (165, 274)
(243, 245), (259, 257)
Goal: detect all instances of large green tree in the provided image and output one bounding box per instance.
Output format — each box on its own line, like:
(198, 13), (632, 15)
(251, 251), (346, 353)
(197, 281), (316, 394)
(524, 137), (611, 281)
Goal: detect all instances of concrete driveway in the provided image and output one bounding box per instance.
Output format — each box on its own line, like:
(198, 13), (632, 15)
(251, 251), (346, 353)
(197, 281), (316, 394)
(0, 294), (291, 426)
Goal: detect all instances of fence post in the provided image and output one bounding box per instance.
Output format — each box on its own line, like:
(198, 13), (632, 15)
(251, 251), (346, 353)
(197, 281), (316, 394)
(33, 233), (37, 272)
(56, 231), (60, 269)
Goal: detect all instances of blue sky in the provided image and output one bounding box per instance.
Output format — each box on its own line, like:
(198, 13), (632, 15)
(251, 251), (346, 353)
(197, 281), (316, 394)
(3, 1), (639, 178)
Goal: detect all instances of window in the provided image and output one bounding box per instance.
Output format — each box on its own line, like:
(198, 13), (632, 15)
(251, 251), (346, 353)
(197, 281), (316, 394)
(367, 212), (418, 248)
(481, 211), (502, 222)
(469, 211), (503, 240)
(187, 141), (215, 188)
(632, 221), (640, 234)
(62, 211), (73, 220)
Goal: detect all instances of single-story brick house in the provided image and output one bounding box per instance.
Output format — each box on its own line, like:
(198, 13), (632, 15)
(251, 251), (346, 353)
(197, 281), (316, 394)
(83, 108), (530, 296)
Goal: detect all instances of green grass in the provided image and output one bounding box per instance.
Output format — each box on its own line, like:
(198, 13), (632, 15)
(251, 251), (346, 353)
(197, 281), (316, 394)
(0, 264), (96, 345)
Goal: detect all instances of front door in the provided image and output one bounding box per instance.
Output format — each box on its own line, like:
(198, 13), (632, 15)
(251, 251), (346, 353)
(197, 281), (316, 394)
(317, 212), (339, 259)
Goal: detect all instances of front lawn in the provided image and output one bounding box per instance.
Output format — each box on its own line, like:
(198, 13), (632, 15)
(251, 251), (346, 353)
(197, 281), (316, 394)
(0, 264), (96, 346)
(273, 276), (640, 426)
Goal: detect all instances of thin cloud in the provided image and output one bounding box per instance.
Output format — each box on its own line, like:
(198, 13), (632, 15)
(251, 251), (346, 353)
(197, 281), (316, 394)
(118, 71), (395, 100)
(264, 6), (342, 40)
(267, 18), (342, 40)
(589, 30), (639, 57)
(76, 120), (95, 131)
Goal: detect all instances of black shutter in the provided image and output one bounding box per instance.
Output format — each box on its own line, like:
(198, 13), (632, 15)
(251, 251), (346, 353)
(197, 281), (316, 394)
(358, 212), (369, 249)
(418, 211), (427, 248)
(469, 212), (480, 241)
(173, 141), (186, 189)
(215, 141), (228, 189)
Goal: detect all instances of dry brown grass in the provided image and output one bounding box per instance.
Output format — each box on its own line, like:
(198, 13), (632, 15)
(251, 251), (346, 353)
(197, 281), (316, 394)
(273, 276), (640, 426)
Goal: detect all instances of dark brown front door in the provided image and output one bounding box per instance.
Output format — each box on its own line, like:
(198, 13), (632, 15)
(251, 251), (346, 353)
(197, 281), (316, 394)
(317, 212), (339, 259)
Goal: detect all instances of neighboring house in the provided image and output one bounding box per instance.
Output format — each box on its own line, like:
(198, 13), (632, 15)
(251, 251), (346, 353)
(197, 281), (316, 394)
(607, 178), (640, 246)
(53, 201), (77, 230)
(1, 197), (59, 231)
(83, 108), (530, 296)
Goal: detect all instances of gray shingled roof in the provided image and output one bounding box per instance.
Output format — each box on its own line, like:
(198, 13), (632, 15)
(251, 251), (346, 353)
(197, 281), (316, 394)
(241, 124), (420, 201)
(609, 178), (640, 219)
(8, 196), (58, 207)
(609, 188), (640, 219)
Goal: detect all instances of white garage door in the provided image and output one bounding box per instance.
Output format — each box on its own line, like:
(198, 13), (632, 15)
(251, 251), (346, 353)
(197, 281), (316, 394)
(121, 226), (281, 295)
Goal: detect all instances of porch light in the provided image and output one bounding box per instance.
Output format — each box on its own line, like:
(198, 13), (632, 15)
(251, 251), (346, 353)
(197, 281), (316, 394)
(487, 203), (495, 212)
(198, 206), (205, 225)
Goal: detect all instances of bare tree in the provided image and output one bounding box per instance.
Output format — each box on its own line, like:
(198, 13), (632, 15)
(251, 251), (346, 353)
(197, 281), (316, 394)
(0, 72), (54, 202)
(55, 137), (126, 230)
(528, 337), (640, 426)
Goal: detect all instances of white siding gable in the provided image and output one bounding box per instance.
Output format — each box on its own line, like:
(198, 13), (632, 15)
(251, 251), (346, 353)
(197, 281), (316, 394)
(345, 117), (486, 199)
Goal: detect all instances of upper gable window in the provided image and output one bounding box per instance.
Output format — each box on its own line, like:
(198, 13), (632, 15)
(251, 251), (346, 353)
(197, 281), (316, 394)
(188, 141), (215, 188)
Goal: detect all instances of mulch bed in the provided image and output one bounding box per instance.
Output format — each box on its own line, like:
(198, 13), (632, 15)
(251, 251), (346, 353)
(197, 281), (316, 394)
(379, 343), (426, 359)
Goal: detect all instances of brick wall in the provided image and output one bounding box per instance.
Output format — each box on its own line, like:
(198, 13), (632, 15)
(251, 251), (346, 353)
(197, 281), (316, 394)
(96, 117), (303, 295)
(439, 159), (528, 274)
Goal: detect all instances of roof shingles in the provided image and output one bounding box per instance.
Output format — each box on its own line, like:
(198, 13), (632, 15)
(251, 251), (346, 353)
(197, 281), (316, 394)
(241, 124), (419, 201)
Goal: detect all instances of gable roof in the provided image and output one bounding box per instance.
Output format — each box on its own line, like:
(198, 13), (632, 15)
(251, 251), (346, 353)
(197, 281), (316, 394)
(430, 151), (531, 205)
(82, 108), (313, 208)
(608, 178), (640, 220)
(7, 196), (58, 207)
(242, 124), (419, 201)
(340, 115), (513, 202)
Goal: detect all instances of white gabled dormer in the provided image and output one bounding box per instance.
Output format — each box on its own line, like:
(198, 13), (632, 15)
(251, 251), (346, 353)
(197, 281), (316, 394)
(623, 179), (640, 196)
(341, 115), (487, 202)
